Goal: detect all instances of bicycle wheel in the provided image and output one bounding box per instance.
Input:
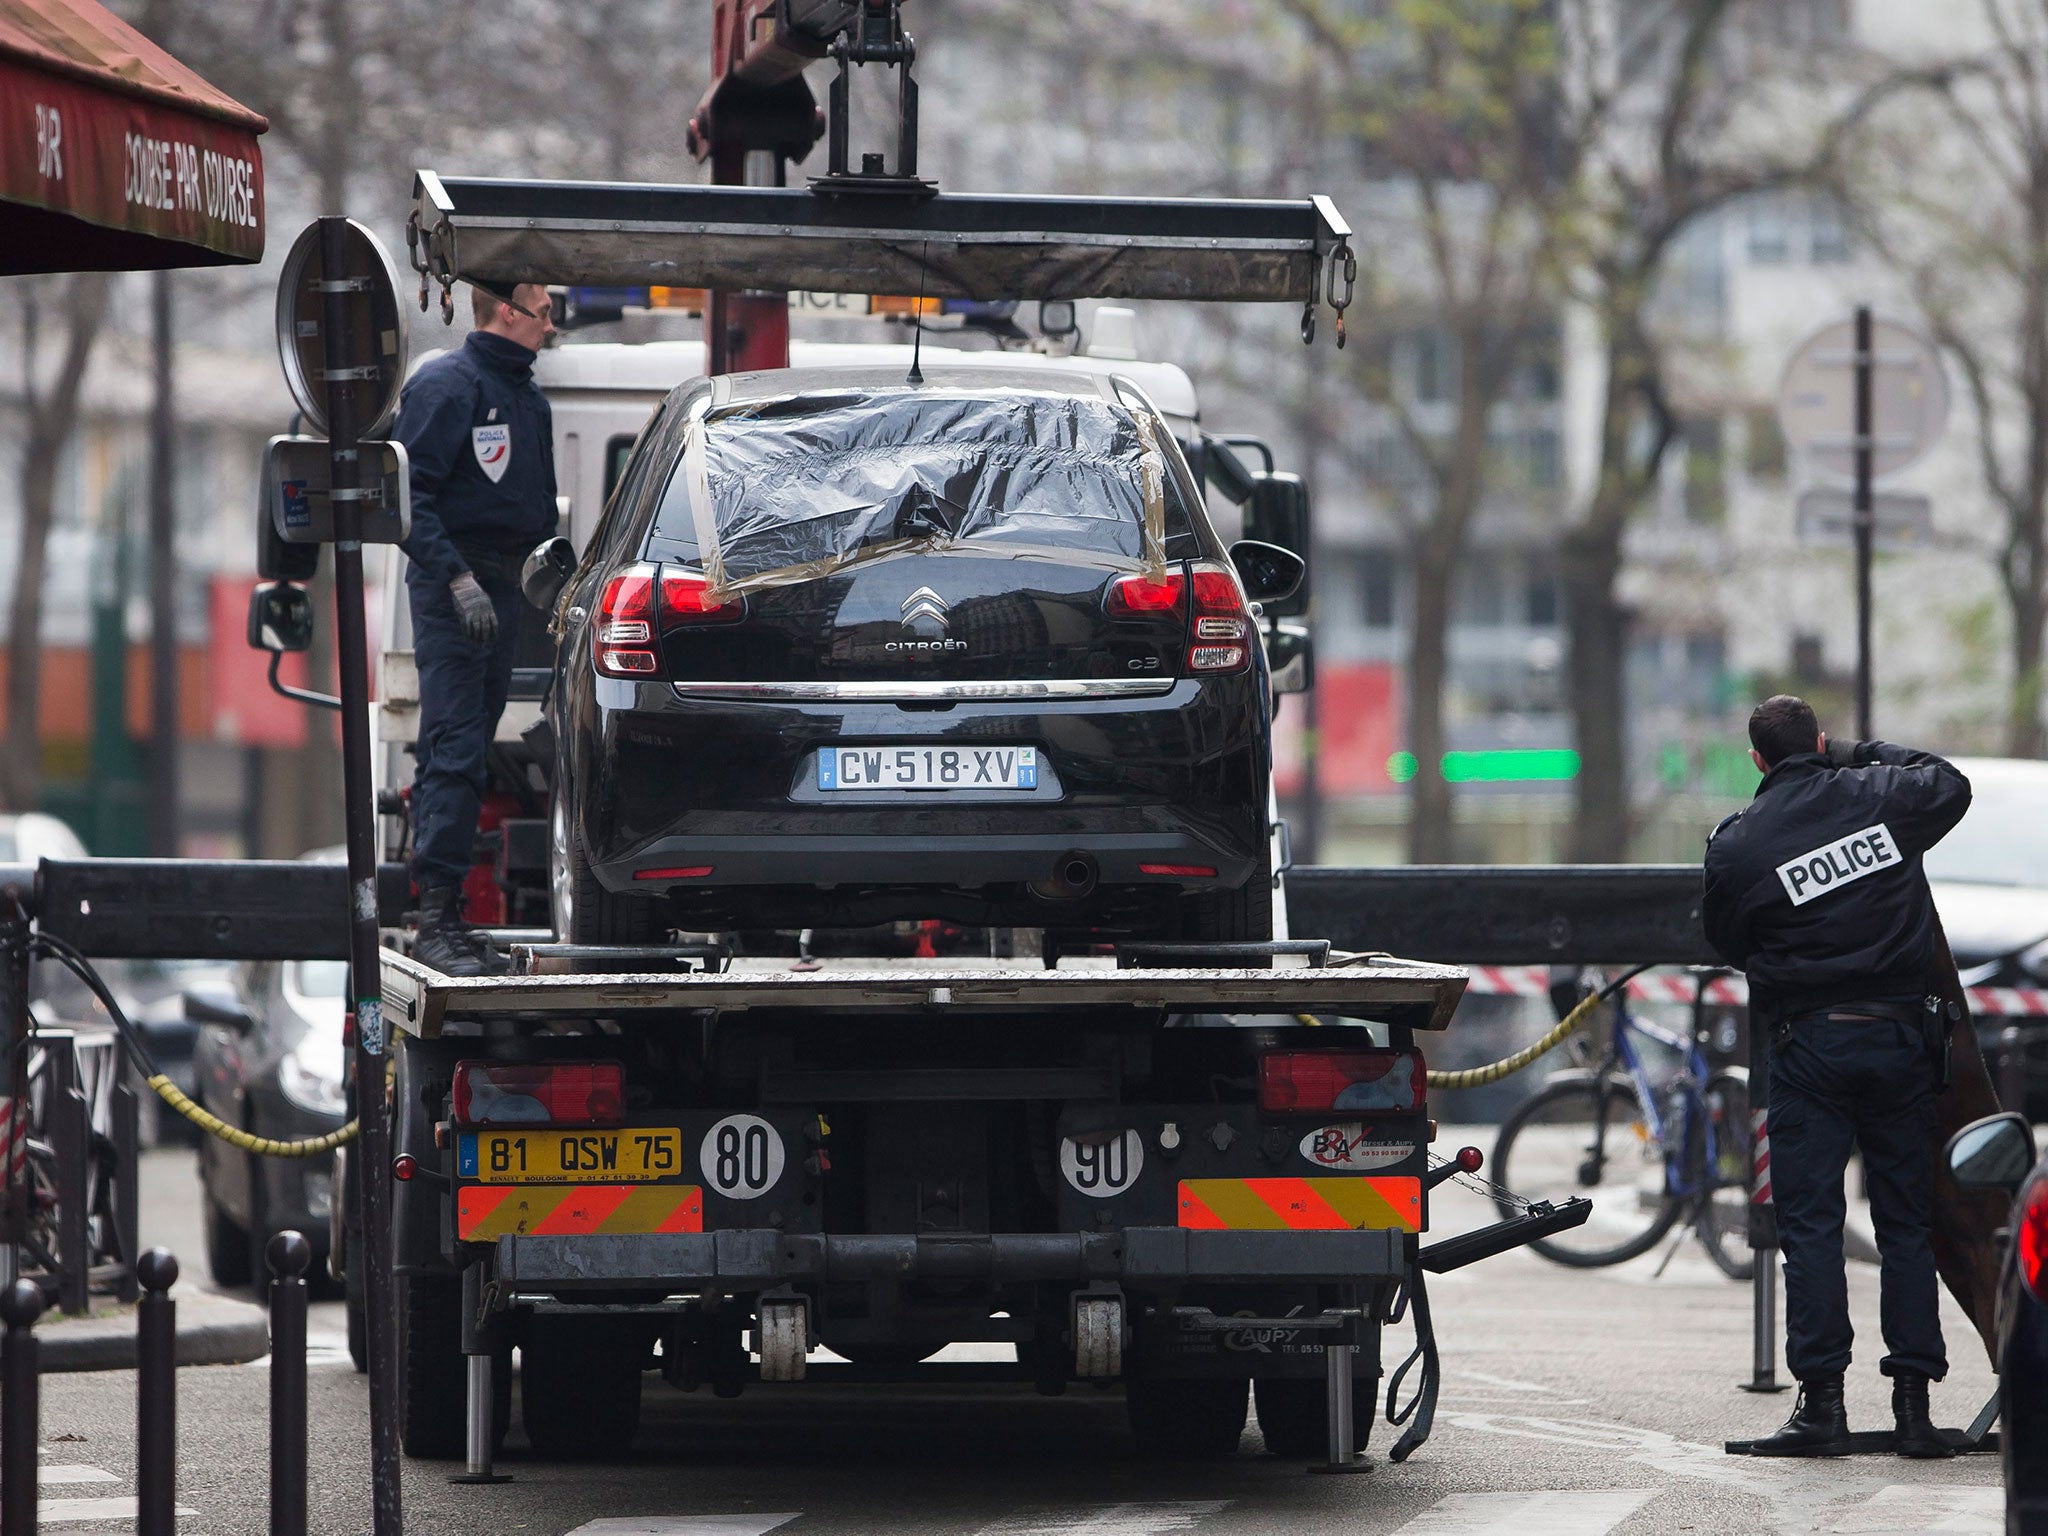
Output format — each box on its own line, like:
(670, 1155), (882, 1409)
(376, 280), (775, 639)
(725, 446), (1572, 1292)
(1492, 1074), (1683, 1267)
(1694, 1070), (1755, 1281)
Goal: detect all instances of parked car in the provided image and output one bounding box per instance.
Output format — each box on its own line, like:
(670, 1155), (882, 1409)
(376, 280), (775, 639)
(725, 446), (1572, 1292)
(538, 364), (1302, 945)
(188, 852), (349, 1291)
(1924, 757), (2048, 1116)
(1943, 1112), (2046, 1530)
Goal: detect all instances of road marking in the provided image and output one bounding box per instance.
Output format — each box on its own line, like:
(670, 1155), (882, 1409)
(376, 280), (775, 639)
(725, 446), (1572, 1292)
(37, 1465), (118, 1485)
(1435, 1411), (1802, 1494)
(39, 1496), (197, 1525)
(1822, 1486), (2004, 1533)
(564, 1518), (801, 1536)
(977, 1502), (1231, 1536)
(1389, 1490), (1658, 1535)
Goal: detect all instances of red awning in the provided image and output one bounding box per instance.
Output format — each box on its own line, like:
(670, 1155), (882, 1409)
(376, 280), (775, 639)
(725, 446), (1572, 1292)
(0, 0), (265, 274)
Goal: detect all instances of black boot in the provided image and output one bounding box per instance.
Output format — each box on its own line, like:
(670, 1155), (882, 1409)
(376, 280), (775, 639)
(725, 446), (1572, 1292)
(1890, 1371), (1954, 1458)
(413, 885), (509, 978)
(1750, 1373), (1851, 1457)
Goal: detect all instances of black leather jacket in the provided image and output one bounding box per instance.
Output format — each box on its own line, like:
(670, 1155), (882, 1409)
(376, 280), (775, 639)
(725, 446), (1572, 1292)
(1701, 741), (1970, 1025)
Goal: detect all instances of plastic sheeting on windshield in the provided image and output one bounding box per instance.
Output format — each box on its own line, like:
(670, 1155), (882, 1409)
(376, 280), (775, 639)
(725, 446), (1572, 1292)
(661, 389), (1173, 598)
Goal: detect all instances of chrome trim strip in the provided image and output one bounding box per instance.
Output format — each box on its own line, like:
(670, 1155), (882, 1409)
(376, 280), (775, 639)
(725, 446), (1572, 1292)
(670, 678), (1180, 702)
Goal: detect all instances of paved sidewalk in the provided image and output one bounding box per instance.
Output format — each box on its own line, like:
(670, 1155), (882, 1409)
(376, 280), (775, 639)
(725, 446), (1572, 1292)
(30, 1286), (269, 1372)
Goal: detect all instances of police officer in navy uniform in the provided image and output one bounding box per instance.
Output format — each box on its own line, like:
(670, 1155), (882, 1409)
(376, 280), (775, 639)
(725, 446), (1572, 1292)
(1702, 695), (1971, 1458)
(395, 282), (557, 976)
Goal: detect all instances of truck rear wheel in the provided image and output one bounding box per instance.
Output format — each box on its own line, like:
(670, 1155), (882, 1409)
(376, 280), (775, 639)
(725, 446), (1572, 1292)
(399, 1274), (507, 1460)
(521, 1317), (645, 1460)
(1125, 1376), (1248, 1459)
(1253, 1374), (1375, 1459)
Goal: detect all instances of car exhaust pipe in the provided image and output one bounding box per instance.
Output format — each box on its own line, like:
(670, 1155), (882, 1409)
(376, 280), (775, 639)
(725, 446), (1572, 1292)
(1052, 851), (1098, 899)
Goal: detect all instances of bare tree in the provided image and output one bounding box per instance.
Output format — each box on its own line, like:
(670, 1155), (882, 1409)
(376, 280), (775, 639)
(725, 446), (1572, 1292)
(4, 274), (111, 811)
(1848, 1), (2048, 756)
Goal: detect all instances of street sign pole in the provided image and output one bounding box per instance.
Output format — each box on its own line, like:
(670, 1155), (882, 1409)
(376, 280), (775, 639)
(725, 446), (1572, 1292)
(1853, 306), (1874, 740)
(315, 215), (403, 1536)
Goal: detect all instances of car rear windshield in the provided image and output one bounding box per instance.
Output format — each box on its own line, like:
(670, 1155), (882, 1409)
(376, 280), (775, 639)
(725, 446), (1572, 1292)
(644, 389), (1199, 587)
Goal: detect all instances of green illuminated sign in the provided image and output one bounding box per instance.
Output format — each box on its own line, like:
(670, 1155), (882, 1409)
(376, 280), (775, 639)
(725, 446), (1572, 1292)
(1384, 749), (1581, 784)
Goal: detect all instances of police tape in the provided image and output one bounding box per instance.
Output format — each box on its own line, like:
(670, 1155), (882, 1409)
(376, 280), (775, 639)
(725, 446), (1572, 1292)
(1457, 964), (2048, 1018)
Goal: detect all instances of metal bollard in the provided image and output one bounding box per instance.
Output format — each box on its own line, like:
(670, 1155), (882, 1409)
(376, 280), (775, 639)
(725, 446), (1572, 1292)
(1740, 1020), (1788, 1394)
(137, 1247), (178, 1536)
(1998, 1024), (2025, 1113)
(267, 1232), (311, 1536)
(50, 1036), (91, 1317)
(2, 1277), (44, 1536)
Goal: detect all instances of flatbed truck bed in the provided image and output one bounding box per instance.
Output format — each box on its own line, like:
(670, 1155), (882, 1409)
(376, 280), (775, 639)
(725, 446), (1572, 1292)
(371, 940), (1499, 1468)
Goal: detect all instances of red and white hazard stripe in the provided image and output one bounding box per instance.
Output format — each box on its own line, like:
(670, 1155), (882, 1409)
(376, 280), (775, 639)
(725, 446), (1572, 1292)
(1456, 965), (2048, 1018)
(1750, 1107), (1772, 1206)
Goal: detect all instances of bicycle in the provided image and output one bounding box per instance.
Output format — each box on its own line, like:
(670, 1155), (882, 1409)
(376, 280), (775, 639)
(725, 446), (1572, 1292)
(1491, 967), (1754, 1278)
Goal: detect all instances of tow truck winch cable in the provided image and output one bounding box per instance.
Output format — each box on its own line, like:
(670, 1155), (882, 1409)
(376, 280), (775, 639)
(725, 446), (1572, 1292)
(1296, 961), (1655, 1090)
(23, 922), (358, 1159)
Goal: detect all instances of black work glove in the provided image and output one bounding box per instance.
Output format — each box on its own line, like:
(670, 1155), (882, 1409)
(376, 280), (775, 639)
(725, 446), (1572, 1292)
(449, 572), (498, 647)
(1825, 737), (1863, 768)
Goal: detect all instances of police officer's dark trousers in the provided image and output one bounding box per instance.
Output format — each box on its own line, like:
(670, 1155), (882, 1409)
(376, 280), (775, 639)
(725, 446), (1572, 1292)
(1770, 1011), (1946, 1383)
(408, 547), (523, 890)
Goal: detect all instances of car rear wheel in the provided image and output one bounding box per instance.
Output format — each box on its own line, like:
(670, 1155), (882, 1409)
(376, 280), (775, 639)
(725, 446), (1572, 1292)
(551, 793), (664, 946)
(1178, 851), (1273, 944)
(202, 1194), (252, 1289)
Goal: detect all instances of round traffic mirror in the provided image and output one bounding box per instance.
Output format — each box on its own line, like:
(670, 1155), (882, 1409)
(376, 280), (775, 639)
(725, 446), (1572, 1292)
(275, 219), (408, 438)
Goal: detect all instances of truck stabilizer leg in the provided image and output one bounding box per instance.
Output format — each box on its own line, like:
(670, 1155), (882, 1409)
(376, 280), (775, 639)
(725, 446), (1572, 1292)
(1306, 1324), (1371, 1475)
(450, 1265), (509, 1486)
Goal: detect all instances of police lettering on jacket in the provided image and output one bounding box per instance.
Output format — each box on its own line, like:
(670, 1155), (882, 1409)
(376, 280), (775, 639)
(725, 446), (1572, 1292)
(396, 331), (558, 585)
(1701, 742), (1970, 1026)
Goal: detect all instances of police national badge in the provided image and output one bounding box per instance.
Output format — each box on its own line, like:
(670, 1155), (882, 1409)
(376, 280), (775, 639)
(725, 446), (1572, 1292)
(471, 423), (511, 483)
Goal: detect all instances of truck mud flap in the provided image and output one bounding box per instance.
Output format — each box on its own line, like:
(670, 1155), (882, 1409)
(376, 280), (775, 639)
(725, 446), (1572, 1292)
(1416, 1197), (1592, 1275)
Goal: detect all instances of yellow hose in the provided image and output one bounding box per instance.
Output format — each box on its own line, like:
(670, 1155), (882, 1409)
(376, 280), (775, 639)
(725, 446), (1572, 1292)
(147, 1075), (358, 1158)
(1293, 985), (1607, 1091)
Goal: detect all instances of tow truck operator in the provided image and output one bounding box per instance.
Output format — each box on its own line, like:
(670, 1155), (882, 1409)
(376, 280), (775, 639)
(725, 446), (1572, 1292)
(1702, 694), (1971, 1459)
(395, 281), (558, 977)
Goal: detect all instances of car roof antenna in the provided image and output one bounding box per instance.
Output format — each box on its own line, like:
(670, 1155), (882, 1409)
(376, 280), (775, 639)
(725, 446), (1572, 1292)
(907, 243), (928, 386)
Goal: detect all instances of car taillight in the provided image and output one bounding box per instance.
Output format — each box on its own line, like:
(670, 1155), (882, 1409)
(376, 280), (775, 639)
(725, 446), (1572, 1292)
(659, 568), (743, 624)
(452, 1060), (625, 1127)
(1187, 561), (1249, 672)
(1106, 570), (1186, 615)
(1259, 1050), (1424, 1114)
(2021, 1172), (2048, 1305)
(595, 565), (659, 677)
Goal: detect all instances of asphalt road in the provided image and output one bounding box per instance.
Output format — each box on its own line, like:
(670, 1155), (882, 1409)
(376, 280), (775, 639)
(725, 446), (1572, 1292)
(24, 1144), (2007, 1535)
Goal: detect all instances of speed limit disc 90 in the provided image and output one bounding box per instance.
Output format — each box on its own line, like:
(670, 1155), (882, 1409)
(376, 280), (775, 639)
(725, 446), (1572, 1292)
(1060, 1130), (1145, 1196)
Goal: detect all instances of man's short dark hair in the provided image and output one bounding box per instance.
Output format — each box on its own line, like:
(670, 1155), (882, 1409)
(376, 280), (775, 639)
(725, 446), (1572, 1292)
(1749, 694), (1822, 768)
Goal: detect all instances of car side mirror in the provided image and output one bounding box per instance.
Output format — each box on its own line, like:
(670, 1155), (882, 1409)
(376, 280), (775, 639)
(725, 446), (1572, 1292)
(1945, 1112), (2036, 1193)
(522, 537), (578, 612)
(1266, 619), (1312, 695)
(247, 581), (314, 654)
(184, 986), (256, 1033)
(1230, 540), (1306, 607)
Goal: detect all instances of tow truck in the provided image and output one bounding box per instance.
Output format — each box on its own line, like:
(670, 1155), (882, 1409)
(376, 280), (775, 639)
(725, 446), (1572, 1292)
(252, 0), (1591, 1478)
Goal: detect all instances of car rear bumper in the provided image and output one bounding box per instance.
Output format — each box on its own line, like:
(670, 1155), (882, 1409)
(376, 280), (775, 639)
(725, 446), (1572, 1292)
(572, 678), (1268, 894)
(491, 1227), (1406, 1290)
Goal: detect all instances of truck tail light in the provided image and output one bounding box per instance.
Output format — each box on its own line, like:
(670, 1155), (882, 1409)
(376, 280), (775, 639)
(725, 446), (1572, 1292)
(595, 565), (659, 677)
(452, 1060), (625, 1127)
(1259, 1050), (1424, 1114)
(1187, 562), (1249, 672)
(659, 568), (743, 625)
(1105, 570), (1186, 616)
(2021, 1173), (2048, 1305)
